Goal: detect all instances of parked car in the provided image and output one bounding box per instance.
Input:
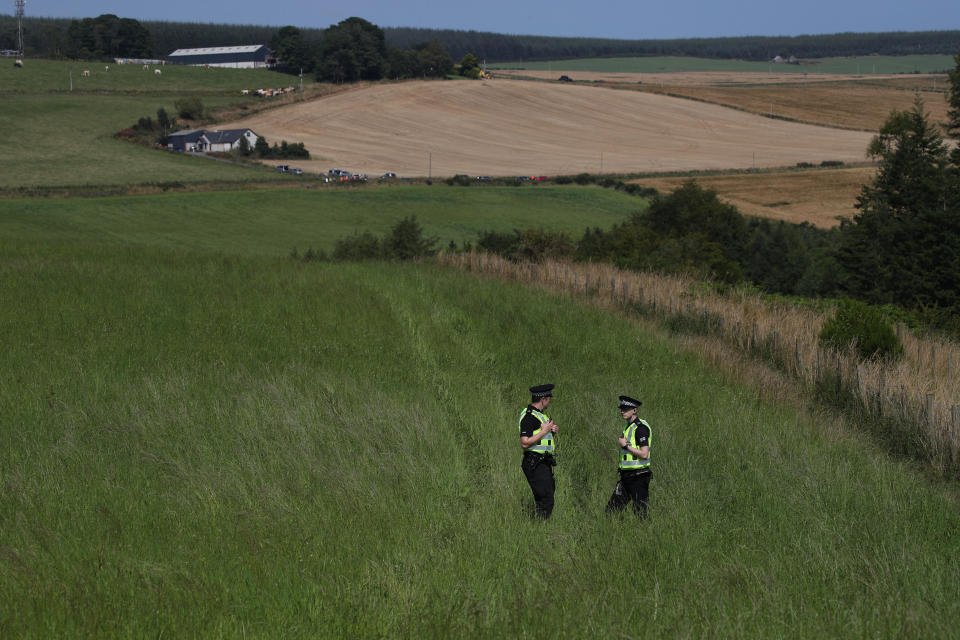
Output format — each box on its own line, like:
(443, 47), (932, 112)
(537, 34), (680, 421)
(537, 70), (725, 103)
(328, 168), (350, 177)
(558, 75), (573, 82)
(275, 165), (290, 173)
(290, 168), (303, 175)
(476, 176), (491, 181)
(381, 172), (397, 179)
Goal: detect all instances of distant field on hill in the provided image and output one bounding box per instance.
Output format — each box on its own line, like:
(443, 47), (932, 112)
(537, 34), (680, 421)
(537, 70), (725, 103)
(0, 59), (337, 189)
(635, 166), (876, 227)
(492, 54), (957, 75)
(641, 79), (950, 132)
(219, 80), (874, 178)
(2, 238), (959, 636)
(0, 58), (301, 94)
(0, 186), (642, 253)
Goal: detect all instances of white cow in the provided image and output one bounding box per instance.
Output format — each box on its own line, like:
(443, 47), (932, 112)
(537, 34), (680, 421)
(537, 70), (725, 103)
(154, 69), (162, 76)
(81, 69), (90, 77)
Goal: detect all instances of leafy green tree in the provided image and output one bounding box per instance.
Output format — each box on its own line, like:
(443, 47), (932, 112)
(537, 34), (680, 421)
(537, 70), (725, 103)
(458, 53), (481, 78)
(316, 17), (387, 82)
(65, 14), (153, 59)
(270, 26), (316, 74)
(414, 38), (454, 77)
(386, 46), (421, 79)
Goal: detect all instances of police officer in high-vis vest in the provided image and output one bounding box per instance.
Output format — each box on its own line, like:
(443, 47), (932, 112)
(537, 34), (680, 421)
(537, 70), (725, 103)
(519, 383), (558, 519)
(606, 395), (652, 518)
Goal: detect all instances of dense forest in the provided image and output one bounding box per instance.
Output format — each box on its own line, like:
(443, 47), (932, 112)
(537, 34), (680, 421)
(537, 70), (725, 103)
(1, 13), (959, 63)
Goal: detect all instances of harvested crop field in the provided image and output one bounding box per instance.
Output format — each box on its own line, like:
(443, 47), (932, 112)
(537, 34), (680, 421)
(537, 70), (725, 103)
(496, 72), (949, 131)
(218, 79), (874, 178)
(635, 166), (878, 227)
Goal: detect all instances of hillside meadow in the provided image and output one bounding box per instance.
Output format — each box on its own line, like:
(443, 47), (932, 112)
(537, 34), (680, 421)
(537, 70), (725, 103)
(0, 59), (325, 190)
(1, 237), (959, 637)
(0, 185), (643, 253)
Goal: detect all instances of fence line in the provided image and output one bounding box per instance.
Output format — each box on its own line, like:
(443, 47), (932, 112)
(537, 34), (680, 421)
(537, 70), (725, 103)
(439, 251), (960, 474)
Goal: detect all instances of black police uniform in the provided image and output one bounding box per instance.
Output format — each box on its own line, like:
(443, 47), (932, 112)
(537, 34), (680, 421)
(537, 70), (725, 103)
(606, 395), (652, 518)
(520, 384), (556, 519)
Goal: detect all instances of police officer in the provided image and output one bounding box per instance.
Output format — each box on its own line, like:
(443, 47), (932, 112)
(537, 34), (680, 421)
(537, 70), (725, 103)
(519, 383), (558, 519)
(606, 395), (652, 518)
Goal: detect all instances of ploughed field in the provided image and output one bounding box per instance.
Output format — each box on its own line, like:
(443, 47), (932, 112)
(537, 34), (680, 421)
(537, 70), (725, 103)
(218, 79), (875, 178)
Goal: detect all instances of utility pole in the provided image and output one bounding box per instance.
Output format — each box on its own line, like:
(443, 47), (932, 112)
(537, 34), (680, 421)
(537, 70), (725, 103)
(299, 67), (303, 93)
(15, 0), (26, 58)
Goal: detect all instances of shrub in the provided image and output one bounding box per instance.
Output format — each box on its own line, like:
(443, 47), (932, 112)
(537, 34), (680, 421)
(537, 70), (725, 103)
(174, 96), (204, 120)
(819, 299), (903, 361)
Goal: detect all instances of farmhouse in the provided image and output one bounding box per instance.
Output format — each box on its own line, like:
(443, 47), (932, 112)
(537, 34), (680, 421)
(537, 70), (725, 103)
(166, 45), (275, 69)
(166, 129), (206, 152)
(197, 129), (259, 153)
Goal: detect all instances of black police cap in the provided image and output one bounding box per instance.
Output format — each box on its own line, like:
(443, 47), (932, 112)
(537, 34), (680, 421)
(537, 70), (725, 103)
(618, 395), (641, 409)
(529, 383), (554, 397)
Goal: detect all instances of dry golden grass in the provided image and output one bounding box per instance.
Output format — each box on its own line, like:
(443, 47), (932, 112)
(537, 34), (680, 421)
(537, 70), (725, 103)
(217, 79), (874, 178)
(635, 166), (877, 228)
(439, 252), (960, 474)
(641, 80), (949, 132)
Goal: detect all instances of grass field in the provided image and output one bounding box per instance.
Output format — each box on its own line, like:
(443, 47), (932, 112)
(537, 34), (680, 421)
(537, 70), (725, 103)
(492, 54), (957, 75)
(0, 59), (326, 189)
(1, 237), (958, 637)
(0, 186), (644, 253)
(0, 58), (297, 94)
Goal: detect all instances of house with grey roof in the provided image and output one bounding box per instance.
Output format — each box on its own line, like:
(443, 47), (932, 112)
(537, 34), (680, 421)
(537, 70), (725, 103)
(197, 129), (260, 153)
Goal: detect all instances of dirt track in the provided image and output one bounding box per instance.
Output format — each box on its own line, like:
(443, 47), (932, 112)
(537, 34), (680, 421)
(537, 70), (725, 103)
(219, 79), (875, 178)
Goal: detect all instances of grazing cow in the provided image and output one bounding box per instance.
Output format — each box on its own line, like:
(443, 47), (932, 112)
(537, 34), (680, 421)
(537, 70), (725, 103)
(81, 70), (90, 77)
(142, 64), (149, 70)
(154, 69), (162, 76)
(104, 65), (109, 72)
(241, 89), (250, 95)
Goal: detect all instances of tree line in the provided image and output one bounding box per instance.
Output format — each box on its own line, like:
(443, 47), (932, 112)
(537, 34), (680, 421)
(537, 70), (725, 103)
(2, 13), (959, 64)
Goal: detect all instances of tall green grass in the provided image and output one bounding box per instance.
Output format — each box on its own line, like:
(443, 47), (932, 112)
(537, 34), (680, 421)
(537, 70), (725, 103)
(1, 238), (958, 637)
(0, 186), (643, 253)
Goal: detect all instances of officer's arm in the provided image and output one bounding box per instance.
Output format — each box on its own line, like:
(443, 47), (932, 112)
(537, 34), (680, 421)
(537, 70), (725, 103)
(628, 445), (649, 459)
(520, 425), (550, 449)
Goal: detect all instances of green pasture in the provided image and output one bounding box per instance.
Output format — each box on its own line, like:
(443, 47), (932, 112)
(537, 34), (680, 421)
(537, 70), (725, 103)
(1, 238), (958, 637)
(493, 54), (956, 75)
(0, 92), (276, 188)
(0, 57), (300, 94)
(0, 186), (642, 254)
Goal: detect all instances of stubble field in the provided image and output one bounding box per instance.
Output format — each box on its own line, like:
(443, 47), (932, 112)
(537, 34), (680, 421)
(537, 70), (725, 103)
(218, 79), (875, 178)
(634, 166), (877, 227)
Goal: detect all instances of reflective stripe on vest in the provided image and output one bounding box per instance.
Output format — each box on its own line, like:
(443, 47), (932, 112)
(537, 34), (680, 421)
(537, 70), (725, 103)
(619, 419), (651, 470)
(518, 407), (554, 454)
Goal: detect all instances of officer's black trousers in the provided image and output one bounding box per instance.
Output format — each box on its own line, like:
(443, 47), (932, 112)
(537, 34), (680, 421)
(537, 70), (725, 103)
(606, 470), (651, 518)
(521, 454), (555, 519)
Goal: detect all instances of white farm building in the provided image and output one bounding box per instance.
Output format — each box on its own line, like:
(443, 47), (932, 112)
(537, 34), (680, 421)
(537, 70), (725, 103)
(167, 45), (274, 69)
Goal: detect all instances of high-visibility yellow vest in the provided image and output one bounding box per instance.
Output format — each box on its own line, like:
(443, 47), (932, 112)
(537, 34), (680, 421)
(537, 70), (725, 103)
(518, 407), (555, 454)
(619, 419), (651, 470)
